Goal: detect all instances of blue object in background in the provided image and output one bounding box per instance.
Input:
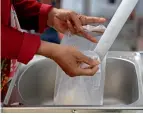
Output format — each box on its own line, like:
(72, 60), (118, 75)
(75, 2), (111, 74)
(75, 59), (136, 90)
(40, 0), (61, 44)
(51, 0), (56, 6)
(40, 27), (61, 44)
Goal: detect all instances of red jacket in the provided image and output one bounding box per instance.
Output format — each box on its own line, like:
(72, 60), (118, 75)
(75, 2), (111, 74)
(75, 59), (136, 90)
(1, 0), (53, 64)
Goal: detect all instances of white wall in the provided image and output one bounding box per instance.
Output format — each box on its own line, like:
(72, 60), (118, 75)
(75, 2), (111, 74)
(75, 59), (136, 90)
(61, 0), (122, 18)
(61, 0), (83, 14)
(90, 0), (122, 18)
(61, 0), (143, 18)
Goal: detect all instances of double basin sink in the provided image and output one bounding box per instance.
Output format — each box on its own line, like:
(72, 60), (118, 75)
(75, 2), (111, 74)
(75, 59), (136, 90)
(6, 51), (143, 109)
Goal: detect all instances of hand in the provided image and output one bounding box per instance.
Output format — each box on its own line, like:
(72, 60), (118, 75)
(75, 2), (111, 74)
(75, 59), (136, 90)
(47, 8), (106, 43)
(38, 41), (99, 77)
(52, 45), (99, 77)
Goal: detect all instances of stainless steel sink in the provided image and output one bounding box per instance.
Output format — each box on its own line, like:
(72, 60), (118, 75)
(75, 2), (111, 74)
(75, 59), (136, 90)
(103, 52), (143, 107)
(5, 51), (143, 109)
(104, 58), (139, 105)
(18, 58), (57, 105)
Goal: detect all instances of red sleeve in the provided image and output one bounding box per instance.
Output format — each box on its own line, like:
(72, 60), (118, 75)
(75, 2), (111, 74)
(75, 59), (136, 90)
(1, 24), (41, 64)
(13, 0), (53, 33)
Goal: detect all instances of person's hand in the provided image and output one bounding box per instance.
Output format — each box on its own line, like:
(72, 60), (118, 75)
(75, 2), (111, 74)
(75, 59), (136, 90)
(52, 45), (99, 77)
(38, 41), (99, 77)
(47, 8), (106, 43)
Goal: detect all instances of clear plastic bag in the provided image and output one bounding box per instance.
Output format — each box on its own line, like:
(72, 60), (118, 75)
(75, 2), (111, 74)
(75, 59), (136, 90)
(54, 25), (106, 105)
(61, 25), (106, 51)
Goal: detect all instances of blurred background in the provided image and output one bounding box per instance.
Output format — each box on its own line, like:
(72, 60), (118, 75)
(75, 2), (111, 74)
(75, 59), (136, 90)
(39, 0), (143, 51)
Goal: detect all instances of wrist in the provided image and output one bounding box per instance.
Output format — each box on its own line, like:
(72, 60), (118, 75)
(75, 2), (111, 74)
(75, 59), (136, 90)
(47, 8), (58, 27)
(37, 41), (59, 59)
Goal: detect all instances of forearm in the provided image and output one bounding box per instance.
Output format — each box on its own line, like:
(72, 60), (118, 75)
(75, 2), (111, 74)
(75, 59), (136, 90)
(47, 8), (58, 27)
(2, 24), (40, 64)
(37, 40), (59, 59)
(2, 24), (59, 64)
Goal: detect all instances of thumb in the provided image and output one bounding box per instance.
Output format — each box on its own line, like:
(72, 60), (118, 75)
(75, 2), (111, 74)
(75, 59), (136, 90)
(77, 66), (99, 76)
(79, 53), (100, 66)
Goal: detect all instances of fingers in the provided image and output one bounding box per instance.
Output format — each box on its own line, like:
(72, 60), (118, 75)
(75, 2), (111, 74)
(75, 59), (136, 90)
(68, 13), (105, 43)
(66, 22), (99, 43)
(78, 52), (100, 66)
(78, 31), (98, 43)
(67, 20), (76, 34)
(85, 16), (106, 24)
(79, 15), (106, 25)
(66, 12), (106, 41)
(77, 65), (99, 76)
(69, 12), (83, 32)
(66, 19), (98, 43)
(76, 52), (100, 76)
